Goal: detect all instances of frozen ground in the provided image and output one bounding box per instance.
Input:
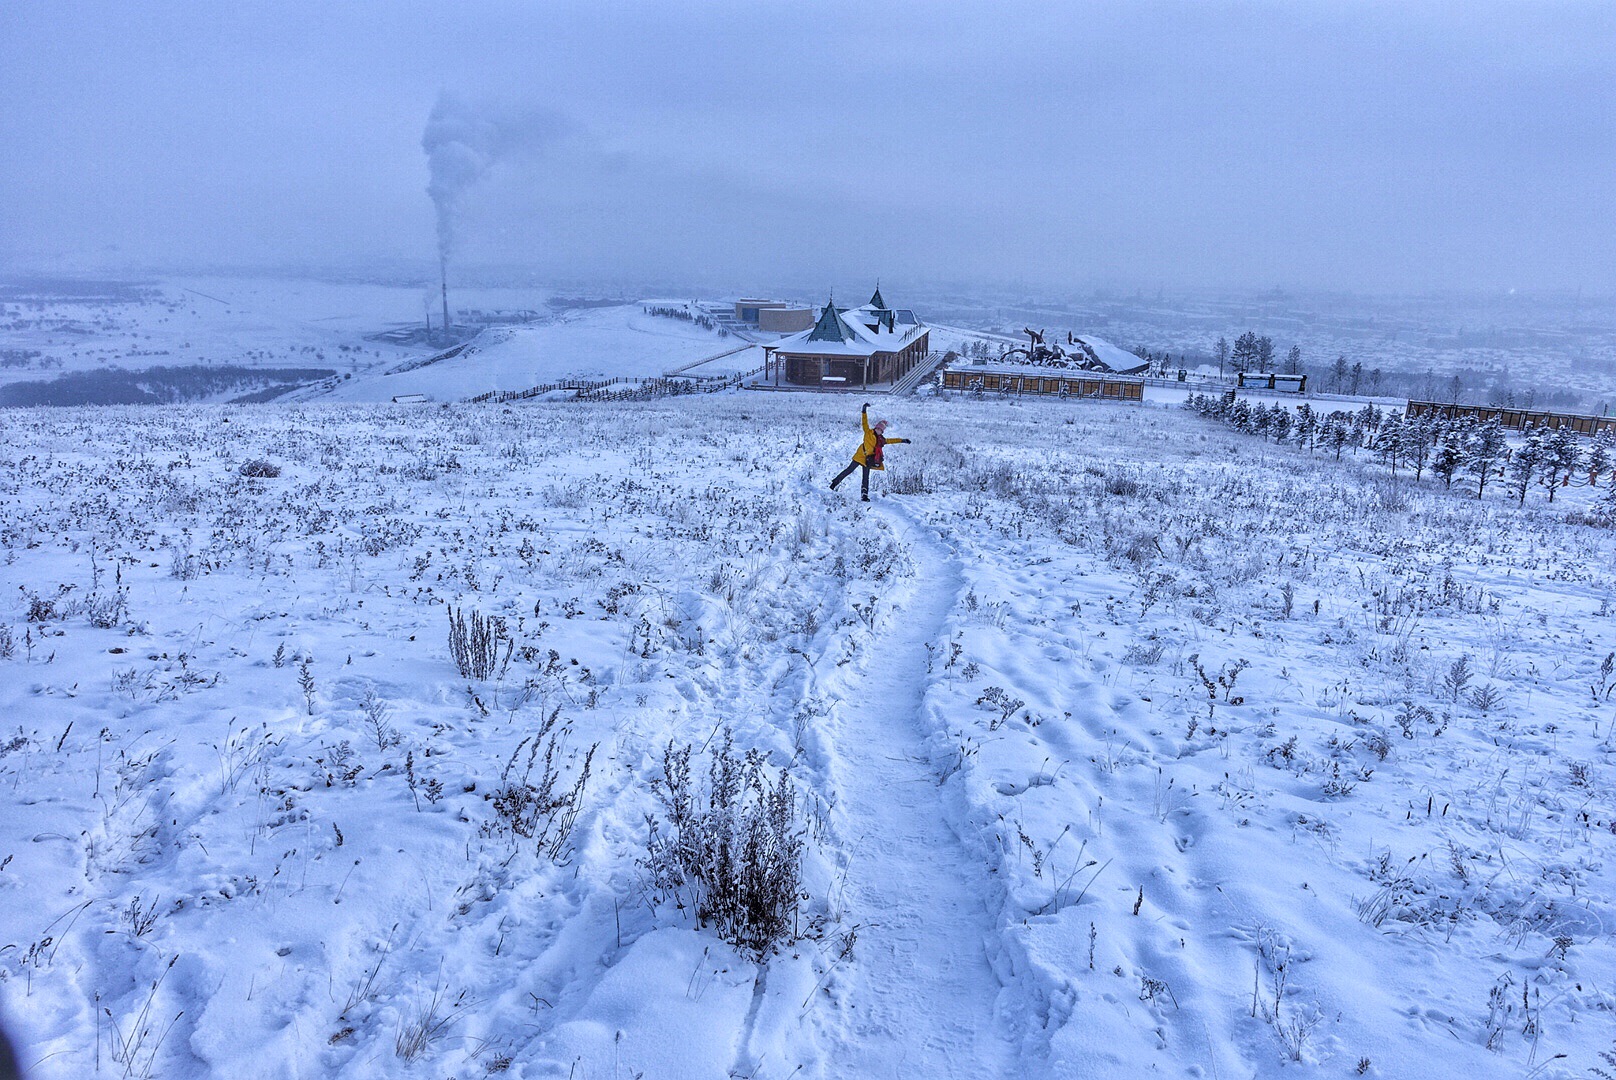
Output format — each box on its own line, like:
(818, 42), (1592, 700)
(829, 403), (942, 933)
(316, 306), (757, 404)
(1, 392), (1614, 1079)
(0, 276), (548, 388)
(0, 279), (797, 405)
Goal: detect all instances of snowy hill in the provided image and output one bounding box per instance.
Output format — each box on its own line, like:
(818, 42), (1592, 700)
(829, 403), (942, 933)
(317, 304), (759, 403)
(0, 393), (1613, 1079)
(0, 278), (767, 405)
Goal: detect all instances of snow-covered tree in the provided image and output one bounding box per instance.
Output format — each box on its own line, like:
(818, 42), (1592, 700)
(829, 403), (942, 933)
(1539, 426), (1582, 503)
(1229, 398), (1253, 431)
(1465, 418), (1508, 499)
(1377, 417), (1404, 474)
(1597, 470), (1616, 525)
(1400, 415), (1432, 481)
(1293, 403), (1317, 450)
(1587, 427), (1615, 486)
(1507, 430), (1544, 505)
(1431, 421), (1465, 489)
(1324, 417), (1353, 460)
(1268, 405), (1292, 443)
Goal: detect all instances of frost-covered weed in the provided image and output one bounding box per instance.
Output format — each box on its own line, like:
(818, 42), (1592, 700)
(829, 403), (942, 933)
(644, 730), (805, 957)
(447, 605), (513, 681)
(488, 707), (596, 861)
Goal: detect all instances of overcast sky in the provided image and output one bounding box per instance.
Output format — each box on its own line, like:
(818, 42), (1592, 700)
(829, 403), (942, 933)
(2, 1), (1612, 294)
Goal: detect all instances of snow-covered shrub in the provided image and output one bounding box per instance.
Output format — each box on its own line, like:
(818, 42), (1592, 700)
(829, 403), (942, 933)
(238, 458), (281, 478)
(489, 706), (597, 860)
(447, 605), (513, 681)
(643, 729), (805, 957)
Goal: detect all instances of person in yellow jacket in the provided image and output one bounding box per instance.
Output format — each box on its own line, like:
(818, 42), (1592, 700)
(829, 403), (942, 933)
(830, 402), (910, 501)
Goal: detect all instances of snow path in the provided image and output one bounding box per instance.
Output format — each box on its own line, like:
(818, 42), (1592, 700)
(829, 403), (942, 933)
(820, 503), (1022, 1078)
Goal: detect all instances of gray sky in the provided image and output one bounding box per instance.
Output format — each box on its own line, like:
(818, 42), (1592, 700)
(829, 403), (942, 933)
(2, 1), (1612, 293)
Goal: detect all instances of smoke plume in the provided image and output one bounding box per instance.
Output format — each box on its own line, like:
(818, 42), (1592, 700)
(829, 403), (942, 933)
(422, 93), (506, 265)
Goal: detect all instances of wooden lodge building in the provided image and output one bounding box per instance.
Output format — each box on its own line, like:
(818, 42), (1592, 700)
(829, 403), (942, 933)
(1405, 400), (1616, 437)
(939, 363), (1144, 401)
(762, 287), (930, 388)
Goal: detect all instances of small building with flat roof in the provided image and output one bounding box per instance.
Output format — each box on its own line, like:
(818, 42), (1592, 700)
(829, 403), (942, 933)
(734, 299), (814, 333)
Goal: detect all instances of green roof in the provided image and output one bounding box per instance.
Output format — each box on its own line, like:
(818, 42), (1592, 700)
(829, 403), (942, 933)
(807, 299), (857, 343)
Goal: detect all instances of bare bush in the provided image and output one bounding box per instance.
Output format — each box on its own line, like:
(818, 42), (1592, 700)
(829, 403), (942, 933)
(448, 605), (513, 681)
(489, 707), (597, 860)
(643, 729), (805, 957)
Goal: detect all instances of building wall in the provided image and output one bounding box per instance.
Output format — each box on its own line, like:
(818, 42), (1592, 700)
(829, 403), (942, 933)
(776, 331), (930, 387)
(1406, 401), (1616, 437)
(940, 368), (1143, 400)
(758, 307), (814, 333)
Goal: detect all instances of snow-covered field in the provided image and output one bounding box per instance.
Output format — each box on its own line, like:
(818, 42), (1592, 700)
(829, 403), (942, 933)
(0, 279), (784, 406)
(0, 276), (471, 388)
(1, 392), (1614, 1079)
(318, 306), (758, 404)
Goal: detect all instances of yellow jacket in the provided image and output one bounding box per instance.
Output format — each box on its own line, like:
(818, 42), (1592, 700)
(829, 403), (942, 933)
(852, 411), (908, 469)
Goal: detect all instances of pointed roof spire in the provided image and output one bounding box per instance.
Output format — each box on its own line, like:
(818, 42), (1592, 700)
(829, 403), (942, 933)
(869, 283), (887, 310)
(807, 297), (856, 343)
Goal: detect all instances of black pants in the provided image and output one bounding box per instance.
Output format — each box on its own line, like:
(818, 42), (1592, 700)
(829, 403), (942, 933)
(830, 460), (870, 497)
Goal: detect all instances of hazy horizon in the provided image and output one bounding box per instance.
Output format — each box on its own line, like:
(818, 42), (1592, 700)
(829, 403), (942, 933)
(3, 2), (1613, 296)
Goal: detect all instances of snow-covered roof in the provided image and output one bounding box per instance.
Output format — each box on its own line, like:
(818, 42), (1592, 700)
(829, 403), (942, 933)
(771, 295), (926, 358)
(1071, 334), (1146, 373)
(946, 361), (1144, 380)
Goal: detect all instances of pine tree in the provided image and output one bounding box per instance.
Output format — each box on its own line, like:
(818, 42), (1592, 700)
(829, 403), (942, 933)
(1587, 427), (1615, 486)
(1377, 417), (1403, 474)
(1540, 426), (1582, 503)
(1230, 398), (1253, 430)
(1465, 418), (1508, 499)
(1431, 421), (1465, 489)
(1269, 405), (1292, 443)
(1325, 417), (1352, 460)
(1597, 471), (1616, 525)
(1231, 332), (1261, 374)
(1401, 415), (1432, 481)
(1293, 403), (1317, 449)
(1255, 336), (1276, 372)
(1285, 344), (1302, 375)
(1507, 430), (1544, 505)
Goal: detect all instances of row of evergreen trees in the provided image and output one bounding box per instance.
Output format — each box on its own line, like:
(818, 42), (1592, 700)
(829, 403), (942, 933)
(1184, 391), (1616, 515)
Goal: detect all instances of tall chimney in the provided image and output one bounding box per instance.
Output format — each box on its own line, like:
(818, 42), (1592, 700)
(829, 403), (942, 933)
(440, 257), (451, 337)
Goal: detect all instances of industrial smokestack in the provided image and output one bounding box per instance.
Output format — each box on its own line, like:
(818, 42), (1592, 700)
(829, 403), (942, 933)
(441, 256), (450, 337)
(422, 94), (566, 341)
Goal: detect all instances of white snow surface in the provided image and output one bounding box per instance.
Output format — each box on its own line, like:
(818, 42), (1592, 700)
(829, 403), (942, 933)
(320, 306), (757, 403)
(0, 391), (1614, 1080)
(1, 278), (760, 405)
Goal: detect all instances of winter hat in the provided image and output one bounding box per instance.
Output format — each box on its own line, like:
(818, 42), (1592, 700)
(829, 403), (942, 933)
(873, 419), (888, 431)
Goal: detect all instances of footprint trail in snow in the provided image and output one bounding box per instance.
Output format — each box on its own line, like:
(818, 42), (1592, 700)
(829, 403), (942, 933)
(820, 504), (1021, 1078)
